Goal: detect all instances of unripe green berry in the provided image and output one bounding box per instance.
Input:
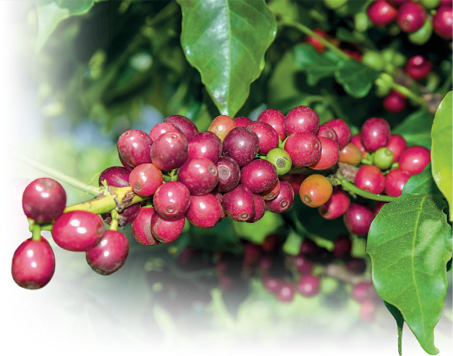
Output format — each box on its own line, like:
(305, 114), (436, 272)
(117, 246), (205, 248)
(323, 0), (348, 9)
(363, 51), (385, 71)
(385, 63), (398, 76)
(408, 18), (433, 45)
(266, 148), (292, 176)
(375, 78), (391, 97)
(420, 0), (441, 9)
(382, 48), (396, 64)
(373, 147), (394, 170)
(355, 12), (370, 33)
(320, 276), (339, 295)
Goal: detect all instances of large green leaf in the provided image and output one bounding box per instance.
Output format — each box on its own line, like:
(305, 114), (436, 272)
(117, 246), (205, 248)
(367, 194), (452, 355)
(384, 301), (404, 356)
(402, 164), (441, 195)
(35, 0), (95, 52)
(334, 60), (379, 98)
(431, 91), (452, 221)
(393, 109), (434, 148)
(178, 0), (277, 117)
(232, 211), (283, 244)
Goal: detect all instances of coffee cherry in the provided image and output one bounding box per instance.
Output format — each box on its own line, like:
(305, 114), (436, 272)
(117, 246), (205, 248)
(12, 237), (55, 289)
(163, 115), (199, 141)
(223, 127), (260, 167)
(297, 274), (320, 297)
(102, 204), (140, 227)
(433, 4), (453, 39)
(149, 122), (182, 142)
(86, 230), (129, 275)
(367, 0), (398, 25)
(150, 131), (189, 171)
(317, 124), (339, 144)
(363, 51), (385, 71)
(153, 182), (190, 219)
(216, 156), (241, 193)
(185, 194), (223, 229)
(188, 131), (223, 164)
(374, 201), (387, 215)
(117, 129), (153, 170)
(265, 180), (294, 213)
(399, 145), (431, 174)
(388, 0), (409, 7)
(309, 137), (340, 170)
(131, 207), (159, 245)
(281, 173), (307, 194)
(343, 202), (375, 236)
(324, 0), (348, 9)
(299, 174), (333, 208)
(386, 134), (407, 161)
(351, 134), (367, 159)
(339, 143), (363, 166)
(288, 253), (314, 274)
(257, 108), (286, 141)
(262, 233), (281, 254)
(345, 256), (367, 274)
(177, 157), (218, 195)
(284, 106), (320, 136)
(211, 189), (227, 222)
(300, 238), (320, 255)
(306, 28), (328, 53)
(404, 55), (433, 80)
(397, 1), (427, 32)
(360, 299), (377, 322)
(385, 169), (412, 196)
(248, 194), (267, 223)
(99, 166), (130, 187)
(352, 281), (376, 303)
(262, 179), (280, 201)
(325, 118), (351, 150)
(285, 132), (322, 166)
(266, 148), (292, 176)
(241, 159), (278, 194)
(333, 235), (352, 259)
(234, 116), (252, 127)
(208, 115), (236, 141)
(129, 163), (163, 196)
(22, 178), (66, 223)
(3, 178), (30, 211)
(248, 121), (279, 155)
(262, 276), (283, 293)
(408, 17), (433, 45)
(318, 188), (350, 220)
(373, 147), (394, 170)
(355, 165), (385, 194)
(276, 281), (295, 302)
(52, 211), (105, 251)
(383, 90), (407, 113)
(360, 118), (391, 152)
(151, 213), (186, 243)
(222, 184), (255, 222)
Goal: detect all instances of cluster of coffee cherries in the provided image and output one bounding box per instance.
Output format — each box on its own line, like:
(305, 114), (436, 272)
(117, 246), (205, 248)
(367, 0), (452, 41)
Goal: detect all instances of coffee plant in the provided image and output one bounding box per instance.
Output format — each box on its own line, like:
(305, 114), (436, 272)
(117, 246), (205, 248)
(6, 0), (452, 355)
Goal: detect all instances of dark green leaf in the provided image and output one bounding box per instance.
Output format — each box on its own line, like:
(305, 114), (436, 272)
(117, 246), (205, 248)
(393, 110), (434, 148)
(431, 91), (452, 221)
(294, 44), (343, 85)
(384, 301), (404, 356)
(367, 194), (452, 355)
(402, 164), (441, 195)
(178, 0), (277, 117)
(35, 0), (95, 52)
(334, 60), (379, 98)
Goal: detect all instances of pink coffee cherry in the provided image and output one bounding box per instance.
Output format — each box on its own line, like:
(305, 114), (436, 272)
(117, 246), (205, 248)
(222, 184), (255, 222)
(433, 4), (453, 39)
(248, 121), (279, 155)
(185, 194), (223, 229)
(360, 118), (391, 152)
(386, 134), (407, 162)
(151, 213), (185, 243)
(177, 157), (218, 195)
(131, 207), (159, 246)
(240, 159), (278, 194)
(265, 180), (294, 213)
(399, 145), (431, 174)
(150, 131), (189, 171)
(262, 179), (281, 201)
(343, 202), (375, 236)
(385, 169), (412, 196)
(404, 55), (432, 80)
(222, 127), (260, 167)
(296, 274), (320, 297)
(367, 0), (398, 26)
(284, 131), (322, 166)
(288, 254), (314, 274)
(117, 129), (153, 170)
(163, 114), (199, 141)
(12, 237), (55, 289)
(149, 122), (182, 142)
(360, 299), (377, 322)
(284, 105), (320, 136)
(262, 276), (283, 293)
(325, 119), (351, 150)
(188, 131), (223, 164)
(317, 124), (339, 144)
(276, 281), (296, 302)
(257, 108), (286, 141)
(309, 137), (340, 170)
(306, 28), (329, 53)
(318, 188), (350, 220)
(351, 134), (367, 159)
(129, 163), (163, 196)
(355, 165), (385, 194)
(234, 116), (252, 127)
(397, 1), (427, 32)
(383, 90), (407, 113)
(153, 181), (191, 219)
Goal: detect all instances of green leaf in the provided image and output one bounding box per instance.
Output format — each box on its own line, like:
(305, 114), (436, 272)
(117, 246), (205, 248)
(232, 211), (283, 244)
(294, 44), (343, 85)
(367, 194), (452, 355)
(384, 301), (405, 356)
(402, 164), (441, 195)
(393, 109), (434, 148)
(35, 0), (95, 52)
(334, 60), (379, 98)
(178, 0), (277, 117)
(431, 91), (453, 221)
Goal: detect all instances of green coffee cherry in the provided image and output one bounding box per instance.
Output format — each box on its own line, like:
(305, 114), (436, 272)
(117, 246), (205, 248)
(375, 78), (391, 97)
(408, 18), (433, 45)
(266, 148), (292, 176)
(363, 51), (385, 71)
(320, 277), (339, 295)
(323, 0), (348, 9)
(381, 48), (396, 64)
(355, 12), (370, 33)
(373, 147), (394, 170)
(393, 53), (407, 68)
(420, 0), (441, 9)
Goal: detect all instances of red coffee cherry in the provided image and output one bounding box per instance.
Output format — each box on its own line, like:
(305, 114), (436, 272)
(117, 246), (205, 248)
(151, 213), (185, 243)
(399, 145), (431, 174)
(318, 188), (350, 220)
(234, 116), (252, 127)
(325, 119), (351, 150)
(404, 55), (432, 80)
(284, 105), (320, 136)
(222, 127), (260, 167)
(149, 122), (182, 142)
(150, 131), (189, 171)
(397, 1), (427, 32)
(265, 180), (294, 213)
(385, 169), (412, 196)
(248, 121), (279, 155)
(433, 4), (453, 39)
(333, 235), (352, 259)
(386, 134), (407, 162)
(163, 114), (199, 141)
(355, 165), (385, 194)
(343, 202), (375, 236)
(351, 134), (367, 159)
(309, 137), (340, 170)
(117, 129), (153, 170)
(247, 194), (267, 223)
(129, 163), (163, 196)
(240, 159), (278, 194)
(153, 181), (191, 219)
(339, 143), (363, 166)
(131, 207), (159, 246)
(383, 90), (407, 113)
(188, 131), (223, 164)
(367, 0), (398, 26)
(306, 28), (329, 53)
(360, 118), (391, 152)
(257, 108), (286, 141)
(185, 194), (223, 229)
(284, 131), (322, 166)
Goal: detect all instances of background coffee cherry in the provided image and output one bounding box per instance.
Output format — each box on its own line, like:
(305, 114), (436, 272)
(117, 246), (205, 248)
(433, 4), (453, 39)
(284, 105), (320, 136)
(360, 117), (391, 152)
(163, 114), (199, 141)
(276, 281), (295, 302)
(383, 89), (407, 113)
(299, 174), (333, 208)
(306, 28), (328, 53)
(404, 55), (432, 80)
(297, 274), (320, 298)
(397, 1), (427, 32)
(333, 235), (352, 259)
(408, 17), (433, 45)
(367, 0), (398, 25)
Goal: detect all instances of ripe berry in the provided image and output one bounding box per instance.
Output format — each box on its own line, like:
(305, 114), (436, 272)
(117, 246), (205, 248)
(223, 127), (260, 167)
(248, 121), (279, 155)
(360, 299), (377, 322)
(149, 122), (182, 142)
(373, 147), (394, 170)
(284, 106), (320, 136)
(360, 118), (391, 152)
(333, 235), (352, 259)
(284, 132), (322, 166)
(153, 181), (190, 219)
(129, 163), (163, 196)
(117, 129), (153, 170)
(188, 131), (223, 164)
(385, 169), (412, 196)
(177, 157), (218, 195)
(352, 281), (376, 303)
(102, 204), (140, 227)
(355, 165), (385, 194)
(318, 188), (350, 220)
(276, 281), (295, 302)
(185, 194), (223, 229)
(288, 254), (314, 274)
(257, 108), (286, 141)
(299, 174), (333, 208)
(343, 202), (375, 236)
(234, 116), (252, 127)
(262, 179), (280, 201)
(404, 55), (433, 80)
(325, 119), (351, 150)
(52, 211), (105, 251)
(383, 90), (407, 113)
(262, 234), (281, 254)
(339, 143), (363, 166)
(208, 115), (236, 141)
(22, 178), (66, 223)
(240, 159), (278, 194)
(163, 115), (199, 141)
(150, 131), (188, 171)
(351, 134), (367, 159)
(216, 156), (241, 193)
(12, 237), (55, 289)
(248, 194), (267, 223)
(262, 276), (283, 293)
(309, 137), (340, 170)
(151, 213), (186, 243)
(433, 5), (453, 39)
(296, 274), (320, 297)
(265, 180), (294, 213)
(99, 166), (130, 187)
(265, 148), (292, 176)
(374, 201), (387, 215)
(222, 184), (255, 222)
(398, 145), (431, 174)
(131, 207), (159, 245)
(367, 0), (398, 26)
(317, 124), (339, 144)
(345, 257), (367, 274)
(386, 134), (407, 162)
(86, 230), (129, 275)
(397, 1), (427, 32)
(281, 173), (307, 194)
(306, 28), (328, 53)
(300, 239), (319, 255)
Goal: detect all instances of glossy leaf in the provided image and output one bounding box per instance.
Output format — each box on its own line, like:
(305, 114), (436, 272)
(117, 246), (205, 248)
(367, 194), (452, 355)
(402, 164), (441, 195)
(334, 60), (380, 98)
(431, 91), (452, 221)
(393, 110), (434, 148)
(35, 0), (95, 52)
(178, 0), (277, 117)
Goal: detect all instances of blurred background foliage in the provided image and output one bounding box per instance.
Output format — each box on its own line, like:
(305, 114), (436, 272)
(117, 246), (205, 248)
(7, 0), (452, 354)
